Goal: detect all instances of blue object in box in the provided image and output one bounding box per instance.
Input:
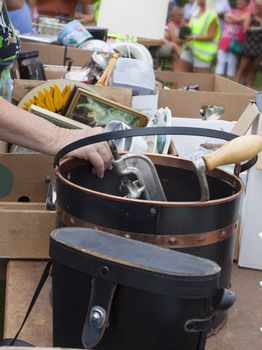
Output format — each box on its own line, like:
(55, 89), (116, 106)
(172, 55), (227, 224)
(58, 20), (93, 47)
(110, 58), (155, 96)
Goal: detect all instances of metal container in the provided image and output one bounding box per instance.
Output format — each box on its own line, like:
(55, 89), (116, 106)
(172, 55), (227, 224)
(55, 152), (244, 332)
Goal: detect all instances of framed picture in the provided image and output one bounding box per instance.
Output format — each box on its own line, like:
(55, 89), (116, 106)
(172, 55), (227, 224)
(64, 87), (149, 128)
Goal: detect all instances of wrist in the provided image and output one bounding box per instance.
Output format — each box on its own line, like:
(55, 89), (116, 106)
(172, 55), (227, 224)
(192, 34), (197, 40)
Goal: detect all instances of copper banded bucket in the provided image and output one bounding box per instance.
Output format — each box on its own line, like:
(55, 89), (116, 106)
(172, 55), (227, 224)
(54, 127), (255, 333)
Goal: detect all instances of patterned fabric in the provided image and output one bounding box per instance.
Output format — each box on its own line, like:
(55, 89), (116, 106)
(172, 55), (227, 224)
(243, 15), (262, 57)
(0, 0), (20, 100)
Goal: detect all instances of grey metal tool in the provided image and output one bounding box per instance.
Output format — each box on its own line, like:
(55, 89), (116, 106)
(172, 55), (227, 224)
(193, 135), (262, 201)
(109, 141), (167, 201)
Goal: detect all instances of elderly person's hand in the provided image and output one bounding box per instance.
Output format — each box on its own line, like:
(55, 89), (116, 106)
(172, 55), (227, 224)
(55, 127), (112, 178)
(0, 97), (112, 179)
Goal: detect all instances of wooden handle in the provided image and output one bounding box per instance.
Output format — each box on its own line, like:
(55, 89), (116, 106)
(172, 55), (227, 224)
(203, 135), (262, 171)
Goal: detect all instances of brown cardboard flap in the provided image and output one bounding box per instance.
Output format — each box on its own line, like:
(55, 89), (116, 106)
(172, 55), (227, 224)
(4, 261), (52, 345)
(155, 71), (215, 91)
(44, 65), (81, 80)
(0, 141), (8, 153)
(0, 154), (53, 202)
(158, 90), (253, 121)
(65, 47), (93, 67)
(13, 79), (133, 107)
(155, 71), (256, 96)
(214, 75), (256, 95)
(232, 102), (259, 136)
(21, 40), (65, 66)
(0, 210), (55, 259)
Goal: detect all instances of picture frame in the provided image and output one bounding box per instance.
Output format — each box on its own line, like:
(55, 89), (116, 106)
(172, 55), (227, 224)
(64, 87), (149, 128)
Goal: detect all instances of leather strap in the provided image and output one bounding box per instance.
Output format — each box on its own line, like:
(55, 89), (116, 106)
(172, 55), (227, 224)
(53, 126), (257, 173)
(82, 278), (117, 349)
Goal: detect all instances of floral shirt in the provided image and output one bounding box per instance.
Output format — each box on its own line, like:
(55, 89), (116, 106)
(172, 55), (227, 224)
(0, 0), (20, 100)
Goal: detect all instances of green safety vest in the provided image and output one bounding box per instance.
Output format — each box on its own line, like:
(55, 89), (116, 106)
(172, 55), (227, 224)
(93, 0), (101, 22)
(187, 10), (221, 62)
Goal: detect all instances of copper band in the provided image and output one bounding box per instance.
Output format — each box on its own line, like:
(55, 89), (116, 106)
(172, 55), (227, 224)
(57, 206), (238, 249)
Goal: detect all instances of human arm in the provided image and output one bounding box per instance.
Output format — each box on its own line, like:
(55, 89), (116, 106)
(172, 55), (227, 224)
(185, 19), (218, 41)
(165, 22), (183, 45)
(6, 0), (25, 10)
(224, 13), (246, 25)
(0, 98), (112, 178)
(243, 13), (252, 32)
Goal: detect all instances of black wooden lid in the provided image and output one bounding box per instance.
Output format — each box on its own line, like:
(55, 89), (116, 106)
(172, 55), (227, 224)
(50, 228), (221, 299)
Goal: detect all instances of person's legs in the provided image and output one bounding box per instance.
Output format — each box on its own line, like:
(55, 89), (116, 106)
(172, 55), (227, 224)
(193, 55), (212, 73)
(235, 56), (250, 83)
(246, 56), (262, 88)
(215, 49), (227, 75)
(226, 52), (239, 77)
(175, 49), (193, 72)
(194, 67), (210, 73)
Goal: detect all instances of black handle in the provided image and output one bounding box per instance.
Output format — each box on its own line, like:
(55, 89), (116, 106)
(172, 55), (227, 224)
(53, 126), (257, 173)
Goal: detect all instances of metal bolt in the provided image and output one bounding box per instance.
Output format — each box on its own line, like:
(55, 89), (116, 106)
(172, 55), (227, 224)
(101, 266), (109, 276)
(150, 208), (157, 215)
(169, 237), (177, 245)
(220, 231), (227, 239)
(69, 217), (76, 225)
(90, 306), (106, 329)
(198, 237), (205, 243)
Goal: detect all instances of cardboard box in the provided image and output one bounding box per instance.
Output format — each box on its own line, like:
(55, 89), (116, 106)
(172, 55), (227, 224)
(21, 40), (65, 66)
(158, 89), (256, 122)
(0, 154), (53, 202)
(21, 40), (93, 67)
(0, 141), (8, 153)
(0, 154), (55, 259)
(12, 79), (133, 107)
(155, 71), (256, 96)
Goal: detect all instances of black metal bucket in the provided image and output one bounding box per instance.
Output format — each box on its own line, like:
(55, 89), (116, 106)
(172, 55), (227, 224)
(54, 127), (250, 333)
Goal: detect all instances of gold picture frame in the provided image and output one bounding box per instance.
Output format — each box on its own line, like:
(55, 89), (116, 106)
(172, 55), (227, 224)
(64, 87), (149, 128)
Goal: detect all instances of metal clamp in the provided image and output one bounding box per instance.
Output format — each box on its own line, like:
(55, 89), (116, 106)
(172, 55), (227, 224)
(109, 141), (167, 201)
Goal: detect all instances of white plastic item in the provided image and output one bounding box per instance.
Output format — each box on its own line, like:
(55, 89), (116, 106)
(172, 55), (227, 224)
(110, 57), (155, 96)
(110, 42), (154, 67)
(79, 39), (114, 53)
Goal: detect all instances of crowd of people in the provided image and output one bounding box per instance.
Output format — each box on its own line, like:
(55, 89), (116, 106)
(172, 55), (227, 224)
(7, 0), (100, 34)
(162, 0), (262, 87)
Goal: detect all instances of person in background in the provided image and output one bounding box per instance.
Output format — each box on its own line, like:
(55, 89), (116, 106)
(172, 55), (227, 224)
(236, 0), (262, 87)
(184, 0), (197, 23)
(0, 0), (112, 176)
(35, 0), (94, 18)
(248, 0), (256, 12)
(215, 0), (250, 78)
(7, 0), (33, 34)
(162, 6), (186, 69)
(176, 0), (221, 73)
(75, 0), (97, 25)
(215, 0), (231, 28)
(167, 0), (178, 22)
